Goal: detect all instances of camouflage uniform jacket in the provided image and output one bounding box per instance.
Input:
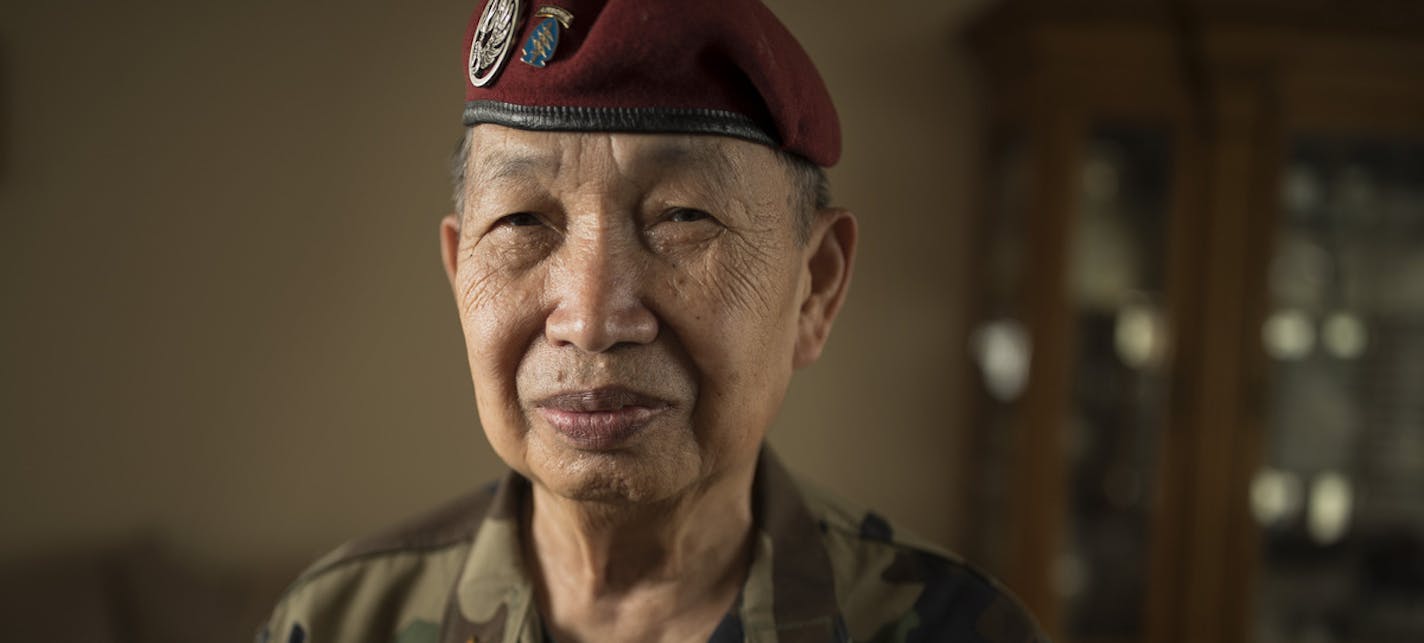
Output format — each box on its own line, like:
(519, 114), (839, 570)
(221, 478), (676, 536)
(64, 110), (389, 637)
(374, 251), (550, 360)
(261, 449), (1047, 643)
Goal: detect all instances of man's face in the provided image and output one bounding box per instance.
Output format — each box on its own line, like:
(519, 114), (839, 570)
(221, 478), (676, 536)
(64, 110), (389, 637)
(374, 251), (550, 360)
(441, 126), (837, 504)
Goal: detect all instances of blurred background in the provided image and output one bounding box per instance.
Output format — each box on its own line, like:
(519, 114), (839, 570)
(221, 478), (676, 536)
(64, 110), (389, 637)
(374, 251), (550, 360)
(0, 0), (1420, 642)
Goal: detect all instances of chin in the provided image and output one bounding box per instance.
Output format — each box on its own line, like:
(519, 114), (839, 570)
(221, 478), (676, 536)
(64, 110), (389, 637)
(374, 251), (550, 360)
(520, 428), (703, 505)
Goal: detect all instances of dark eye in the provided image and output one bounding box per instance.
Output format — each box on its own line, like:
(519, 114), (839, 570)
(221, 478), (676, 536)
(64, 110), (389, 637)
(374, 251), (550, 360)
(497, 212), (542, 227)
(666, 208), (712, 223)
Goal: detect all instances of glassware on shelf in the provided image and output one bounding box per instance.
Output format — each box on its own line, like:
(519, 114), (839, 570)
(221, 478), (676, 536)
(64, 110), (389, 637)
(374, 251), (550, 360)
(1255, 136), (1424, 643)
(1060, 125), (1174, 640)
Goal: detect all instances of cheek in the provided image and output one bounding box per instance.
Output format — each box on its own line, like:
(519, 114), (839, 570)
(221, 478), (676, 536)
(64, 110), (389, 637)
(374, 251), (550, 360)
(661, 246), (802, 439)
(456, 261), (546, 428)
(457, 251), (548, 345)
(684, 243), (802, 351)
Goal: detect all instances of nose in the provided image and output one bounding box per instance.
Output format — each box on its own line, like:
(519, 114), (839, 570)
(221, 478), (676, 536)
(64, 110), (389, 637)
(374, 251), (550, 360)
(545, 234), (659, 353)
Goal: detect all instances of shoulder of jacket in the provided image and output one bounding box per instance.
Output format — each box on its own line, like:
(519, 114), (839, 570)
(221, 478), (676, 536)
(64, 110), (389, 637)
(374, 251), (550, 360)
(291, 484), (496, 589)
(793, 477), (1050, 642)
(791, 474), (961, 562)
(260, 485), (499, 643)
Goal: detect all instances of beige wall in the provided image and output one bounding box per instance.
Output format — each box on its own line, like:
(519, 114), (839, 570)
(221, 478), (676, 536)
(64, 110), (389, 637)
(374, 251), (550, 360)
(0, 0), (989, 574)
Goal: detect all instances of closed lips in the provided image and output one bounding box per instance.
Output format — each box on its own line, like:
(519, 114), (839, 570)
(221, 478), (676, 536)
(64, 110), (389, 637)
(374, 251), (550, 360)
(534, 387), (673, 449)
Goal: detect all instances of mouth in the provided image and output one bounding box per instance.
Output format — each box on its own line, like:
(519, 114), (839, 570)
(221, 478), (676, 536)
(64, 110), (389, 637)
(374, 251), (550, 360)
(533, 387), (673, 450)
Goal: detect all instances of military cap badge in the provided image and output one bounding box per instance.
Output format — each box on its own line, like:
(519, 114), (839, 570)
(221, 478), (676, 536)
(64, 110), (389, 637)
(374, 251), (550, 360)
(468, 0), (522, 87)
(520, 6), (574, 68)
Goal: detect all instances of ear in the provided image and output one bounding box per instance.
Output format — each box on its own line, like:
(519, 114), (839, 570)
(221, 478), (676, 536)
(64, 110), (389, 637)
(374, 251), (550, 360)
(794, 208), (858, 369)
(439, 214), (461, 289)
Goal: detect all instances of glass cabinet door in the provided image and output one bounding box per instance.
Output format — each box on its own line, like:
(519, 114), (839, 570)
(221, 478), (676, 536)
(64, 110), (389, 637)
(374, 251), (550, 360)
(1059, 125), (1174, 643)
(969, 123), (1179, 643)
(1254, 137), (1424, 643)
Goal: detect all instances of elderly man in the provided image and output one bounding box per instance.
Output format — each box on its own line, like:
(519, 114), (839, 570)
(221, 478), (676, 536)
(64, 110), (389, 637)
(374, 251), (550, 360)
(262, 1), (1044, 642)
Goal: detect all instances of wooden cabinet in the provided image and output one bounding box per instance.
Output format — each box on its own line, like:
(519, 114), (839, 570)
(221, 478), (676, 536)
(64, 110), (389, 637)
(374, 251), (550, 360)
(962, 3), (1424, 642)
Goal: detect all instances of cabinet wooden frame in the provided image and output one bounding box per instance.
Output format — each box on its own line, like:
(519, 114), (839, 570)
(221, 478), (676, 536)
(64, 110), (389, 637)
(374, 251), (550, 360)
(964, 3), (1424, 642)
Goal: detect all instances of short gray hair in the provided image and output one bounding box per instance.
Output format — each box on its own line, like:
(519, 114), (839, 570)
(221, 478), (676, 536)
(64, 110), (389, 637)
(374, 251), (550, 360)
(449, 128), (829, 242)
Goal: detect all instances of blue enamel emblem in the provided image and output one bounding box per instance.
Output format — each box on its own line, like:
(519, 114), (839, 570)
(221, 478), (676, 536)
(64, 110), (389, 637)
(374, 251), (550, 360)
(519, 17), (561, 68)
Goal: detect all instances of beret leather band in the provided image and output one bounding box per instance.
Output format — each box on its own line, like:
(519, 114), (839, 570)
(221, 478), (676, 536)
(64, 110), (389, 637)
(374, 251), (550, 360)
(461, 100), (778, 148)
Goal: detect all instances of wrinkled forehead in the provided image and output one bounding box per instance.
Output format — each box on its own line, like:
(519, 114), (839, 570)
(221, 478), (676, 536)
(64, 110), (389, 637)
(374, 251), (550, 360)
(465, 124), (780, 189)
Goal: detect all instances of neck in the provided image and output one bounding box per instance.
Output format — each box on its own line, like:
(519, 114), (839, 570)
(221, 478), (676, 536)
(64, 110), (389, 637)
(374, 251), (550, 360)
(525, 465), (755, 597)
(522, 463), (756, 643)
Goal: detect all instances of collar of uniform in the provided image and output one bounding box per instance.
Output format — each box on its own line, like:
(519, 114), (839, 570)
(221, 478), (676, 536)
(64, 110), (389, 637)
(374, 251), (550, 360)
(444, 474), (537, 643)
(740, 448), (844, 639)
(442, 448), (842, 643)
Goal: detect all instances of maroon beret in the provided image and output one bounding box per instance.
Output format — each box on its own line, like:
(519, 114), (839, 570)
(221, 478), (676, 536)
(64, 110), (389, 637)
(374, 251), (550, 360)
(460, 0), (841, 167)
